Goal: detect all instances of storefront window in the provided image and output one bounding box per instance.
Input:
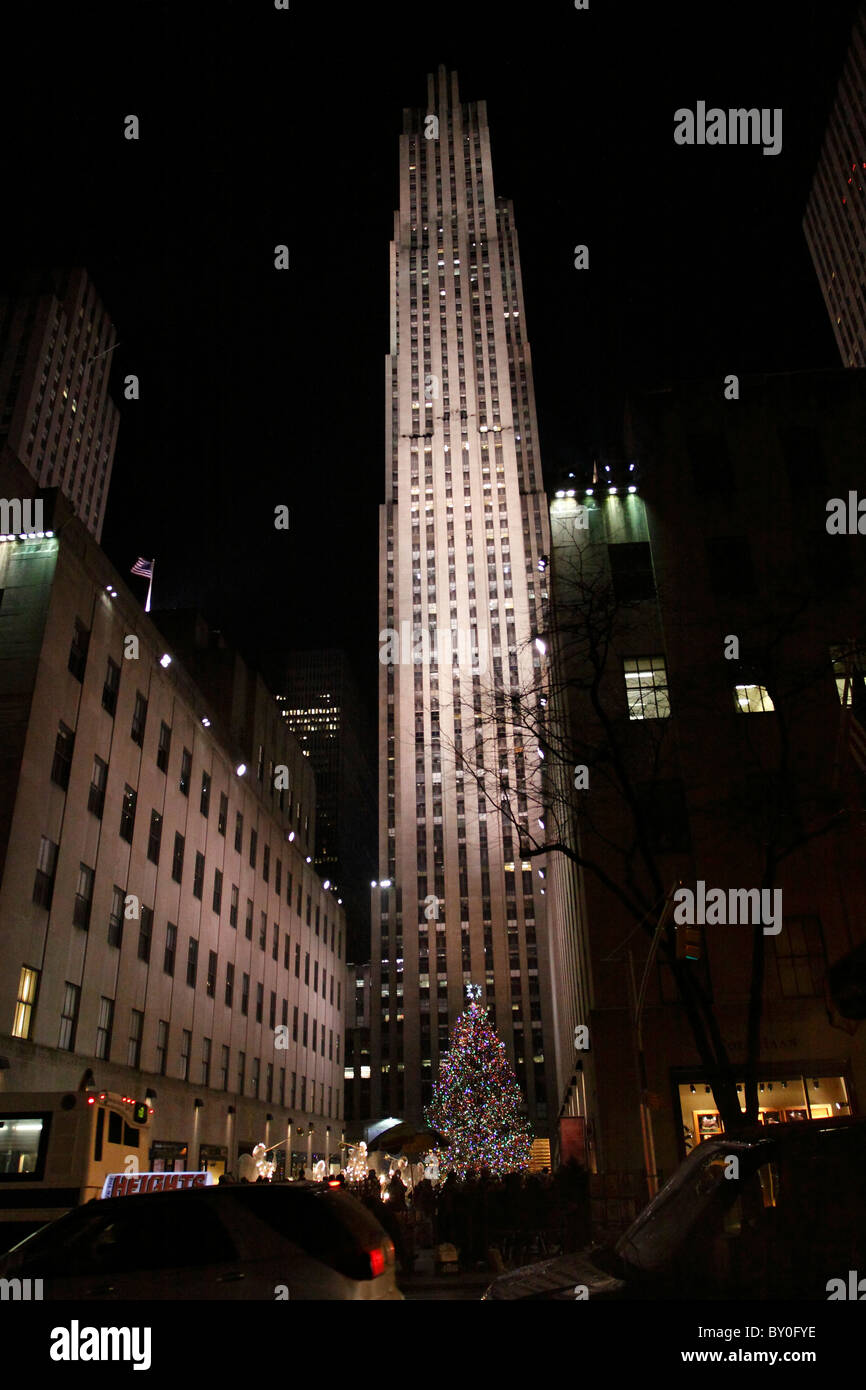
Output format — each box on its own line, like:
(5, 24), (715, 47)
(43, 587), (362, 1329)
(678, 1072), (852, 1154)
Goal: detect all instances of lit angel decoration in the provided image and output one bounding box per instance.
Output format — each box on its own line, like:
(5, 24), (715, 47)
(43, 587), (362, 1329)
(252, 1143), (276, 1180)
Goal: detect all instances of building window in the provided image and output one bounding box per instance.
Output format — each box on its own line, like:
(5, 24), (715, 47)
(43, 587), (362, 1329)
(201, 1036), (211, 1087)
(251, 1057), (260, 1098)
(164, 922), (177, 976)
(172, 832), (185, 883)
(147, 810), (163, 863)
(283, 935), (290, 969)
(609, 542), (655, 602)
(156, 1020), (168, 1075)
(241, 973), (250, 1016)
(73, 862), (94, 930)
(249, 828), (257, 869)
(734, 684), (774, 714)
(272, 923), (279, 961)
(193, 851), (205, 900)
(245, 899), (253, 940)
(200, 770), (211, 818)
(119, 784), (137, 842)
(269, 991), (276, 1029)
(157, 721), (171, 772)
(88, 755), (107, 818)
(306, 894), (311, 926)
(179, 747), (192, 796)
(108, 884), (124, 947)
(235, 812), (243, 852)
(58, 982), (80, 1051)
(138, 906), (153, 962)
(33, 835), (58, 909)
(68, 618), (90, 682)
(624, 656), (670, 720)
(95, 996), (114, 1060)
(218, 793), (228, 836)
(213, 868), (223, 914)
(237, 1051), (246, 1093)
(225, 962), (234, 1007)
(220, 1044), (230, 1091)
(294, 943), (300, 977)
(128, 1009), (143, 1069)
(186, 937), (198, 988)
(230, 883), (238, 928)
(207, 950), (217, 998)
(314, 961), (319, 992)
(12, 966), (39, 1039)
(292, 1006), (298, 1041)
(51, 721), (75, 789)
(181, 1029), (191, 1081)
(303, 1012), (308, 1047)
(304, 952), (310, 984)
(131, 692), (148, 747)
(275, 859), (282, 895)
(102, 657), (120, 714)
(256, 982), (263, 1023)
(259, 911), (267, 951)
(312, 1018), (317, 1052)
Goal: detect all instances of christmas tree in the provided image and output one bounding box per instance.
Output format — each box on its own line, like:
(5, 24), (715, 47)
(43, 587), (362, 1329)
(424, 985), (532, 1177)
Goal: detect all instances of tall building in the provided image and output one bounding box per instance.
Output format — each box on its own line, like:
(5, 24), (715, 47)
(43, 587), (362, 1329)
(372, 68), (554, 1136)
(267, 649), (376, 957)
(803, 1), (866, 367)
(0, 453), (348, 1179)
(0, 268), (120, 541)
(546, 370), (866, 1207)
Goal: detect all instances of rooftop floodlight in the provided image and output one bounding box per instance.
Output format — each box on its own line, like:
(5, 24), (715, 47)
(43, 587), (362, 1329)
(371, 880), (377, 888)
(337, 897), (343, 904)
(380, 878), (392, 888)
(628, 485), (637, 493)
(555, 490), (565, 498)
(160, 653), (172, 668)
(568, 472), (575, 478)
(323, 880), (330, 890)
(236, 763), (247, 777)
(535, 637), (547, 656)
(566, 489), (575, 497)
(608, 486), (618, 495)
(201, 716), (211, 728)
(288, 831), (295, 842)
(306, 856), (312, 864)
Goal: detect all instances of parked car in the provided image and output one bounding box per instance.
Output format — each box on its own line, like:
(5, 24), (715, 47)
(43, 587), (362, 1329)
(0, 1181), (402, 1299)
(482, 1116), (866, 1300)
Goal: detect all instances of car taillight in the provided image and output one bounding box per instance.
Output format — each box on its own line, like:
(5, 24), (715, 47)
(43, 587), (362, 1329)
(369, 1247), (386, 1278)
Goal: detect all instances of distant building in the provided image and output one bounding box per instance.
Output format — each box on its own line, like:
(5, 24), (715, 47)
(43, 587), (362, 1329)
(0, 268), (120, 541)
(344, 962), (372, 1131)
(0, 453), (348, 1178)
(803, 2), (866, 366)
(546, 369), (866, 1197)
(267, 649), (376, 956)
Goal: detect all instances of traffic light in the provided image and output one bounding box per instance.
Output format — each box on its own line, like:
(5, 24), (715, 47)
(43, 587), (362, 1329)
(676, 924), (702, 961)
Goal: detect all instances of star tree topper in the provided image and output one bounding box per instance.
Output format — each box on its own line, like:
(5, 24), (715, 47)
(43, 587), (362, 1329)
(465, 982), (482, 1001)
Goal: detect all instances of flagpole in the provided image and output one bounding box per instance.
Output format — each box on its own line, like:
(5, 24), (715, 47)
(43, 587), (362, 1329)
(145, 559), (154, 614)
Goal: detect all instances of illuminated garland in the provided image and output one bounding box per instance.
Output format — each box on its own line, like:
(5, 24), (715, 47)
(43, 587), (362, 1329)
(424, 999), (532, 1177)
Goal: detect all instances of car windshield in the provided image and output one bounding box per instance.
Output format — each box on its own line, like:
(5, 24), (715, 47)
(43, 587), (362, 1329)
(614, 1141), (761, 1274)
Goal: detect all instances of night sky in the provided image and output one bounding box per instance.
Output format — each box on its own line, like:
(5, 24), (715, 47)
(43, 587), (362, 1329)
(1, 0), (859, 718)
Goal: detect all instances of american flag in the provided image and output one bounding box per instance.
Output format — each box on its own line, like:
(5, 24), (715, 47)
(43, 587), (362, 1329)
(130, 557), (153, 578)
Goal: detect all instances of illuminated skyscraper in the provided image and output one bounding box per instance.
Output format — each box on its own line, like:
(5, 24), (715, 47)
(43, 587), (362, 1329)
(803, 1), (866, 366)
(0, 268), (120, 541)
(372, 68), (554, 1138)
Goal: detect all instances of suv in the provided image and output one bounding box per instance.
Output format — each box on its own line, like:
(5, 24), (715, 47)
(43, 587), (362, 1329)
(0, 1181), (402, 1300)
(482, 1117), (866, 1300)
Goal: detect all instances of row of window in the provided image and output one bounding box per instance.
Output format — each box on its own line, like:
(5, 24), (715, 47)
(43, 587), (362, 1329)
(12, 967), (340, 1116)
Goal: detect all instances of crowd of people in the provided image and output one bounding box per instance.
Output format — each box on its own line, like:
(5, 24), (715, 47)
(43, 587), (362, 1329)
(347, 1161), (590, 1270)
